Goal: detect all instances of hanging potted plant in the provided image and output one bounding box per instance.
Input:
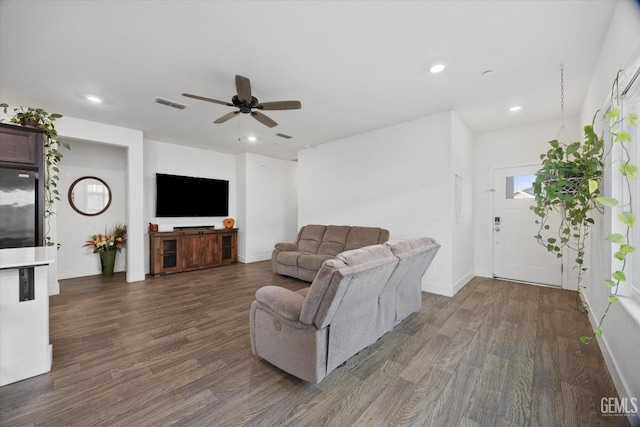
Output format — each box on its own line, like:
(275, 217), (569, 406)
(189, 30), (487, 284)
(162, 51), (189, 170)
(0, 103), (70, 247)
(532, 71), (637, 343)
(532, 119), (606, 313)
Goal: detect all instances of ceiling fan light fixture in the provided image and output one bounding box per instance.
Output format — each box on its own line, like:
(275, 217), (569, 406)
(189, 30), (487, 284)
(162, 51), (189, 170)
(85, 95), (103, 103)
(430, 64), (445, 74)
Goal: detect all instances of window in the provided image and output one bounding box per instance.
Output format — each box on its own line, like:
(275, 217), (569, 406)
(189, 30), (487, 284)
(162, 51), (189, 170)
(505, 174), (536, 199)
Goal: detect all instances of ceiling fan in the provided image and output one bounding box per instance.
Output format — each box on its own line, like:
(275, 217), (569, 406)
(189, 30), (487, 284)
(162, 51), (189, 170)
(182, 75), (301, 128)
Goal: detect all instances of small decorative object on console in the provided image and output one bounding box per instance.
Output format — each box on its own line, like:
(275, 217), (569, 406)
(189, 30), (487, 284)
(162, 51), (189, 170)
(223, 218), (235, 228)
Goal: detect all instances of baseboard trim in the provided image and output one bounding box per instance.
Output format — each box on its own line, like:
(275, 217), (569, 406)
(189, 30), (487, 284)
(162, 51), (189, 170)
(239, 253), (272, 264)
(582, 292), (638, 425)
(48, 280), (60, 296)
(474, 268), (492, 278)
(423, 270), (474, 297)
(453, 270), (474, 294)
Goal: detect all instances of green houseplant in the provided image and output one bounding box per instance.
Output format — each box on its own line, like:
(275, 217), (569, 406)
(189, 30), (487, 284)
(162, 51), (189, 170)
(532, 72), (637, 343)
(0, 104), (70, 247)
(532, 118), (606, 313)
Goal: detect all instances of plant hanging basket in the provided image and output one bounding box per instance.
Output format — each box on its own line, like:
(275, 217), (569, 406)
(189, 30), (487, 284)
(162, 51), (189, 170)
(544, 176), (583, 195)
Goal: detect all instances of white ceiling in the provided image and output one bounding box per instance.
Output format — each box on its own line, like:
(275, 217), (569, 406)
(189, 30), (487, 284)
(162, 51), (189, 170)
(0, 0), (618, 160)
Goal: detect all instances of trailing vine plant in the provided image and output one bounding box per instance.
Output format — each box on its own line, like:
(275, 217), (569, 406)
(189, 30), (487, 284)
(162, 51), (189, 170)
(531, 72), (637, 343)
(581, 73), (637, 344)
(532, 115), (605, 313)
(0, 104), (70, 248)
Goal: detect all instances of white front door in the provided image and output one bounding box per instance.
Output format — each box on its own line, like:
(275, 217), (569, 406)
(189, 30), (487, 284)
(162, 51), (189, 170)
(492, 165), (562, 286)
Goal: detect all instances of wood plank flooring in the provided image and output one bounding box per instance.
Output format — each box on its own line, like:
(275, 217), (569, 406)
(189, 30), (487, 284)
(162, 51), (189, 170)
(0, 262), (628, 426)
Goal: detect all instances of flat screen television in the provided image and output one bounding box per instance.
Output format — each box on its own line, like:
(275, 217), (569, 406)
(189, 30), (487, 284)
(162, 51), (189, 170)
(155, 173), (229, 217)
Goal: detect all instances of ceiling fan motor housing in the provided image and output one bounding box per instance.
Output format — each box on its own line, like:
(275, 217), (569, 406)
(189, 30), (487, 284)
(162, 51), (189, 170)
(232, 95), (259, 113)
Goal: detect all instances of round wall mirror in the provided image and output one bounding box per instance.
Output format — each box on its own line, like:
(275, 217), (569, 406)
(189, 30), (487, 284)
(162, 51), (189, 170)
(68, 176), (112, 216)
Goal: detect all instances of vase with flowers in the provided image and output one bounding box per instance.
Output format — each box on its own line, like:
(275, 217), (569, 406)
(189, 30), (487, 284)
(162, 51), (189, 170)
(83, 224), (127, 276)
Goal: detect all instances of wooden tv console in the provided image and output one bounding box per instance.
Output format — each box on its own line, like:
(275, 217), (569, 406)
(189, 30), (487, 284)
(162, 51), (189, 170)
(149, 228), (237, 276)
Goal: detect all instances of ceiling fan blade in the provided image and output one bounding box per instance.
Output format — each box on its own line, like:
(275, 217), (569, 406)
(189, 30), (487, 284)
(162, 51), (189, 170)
(235, 75), (252, 104)
(251, 111), (277, 128)
(214, 111), (240, 124)
(182, 93), (233, 106)
(257, 100), (302, 110)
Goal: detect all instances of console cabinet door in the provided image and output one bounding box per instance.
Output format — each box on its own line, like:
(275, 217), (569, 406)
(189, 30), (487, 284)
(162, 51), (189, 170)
(218, 230), (237, 264)
(181, 233), (202, 271)
(201, 231), (217, 267)
(150, 232), (182, 275)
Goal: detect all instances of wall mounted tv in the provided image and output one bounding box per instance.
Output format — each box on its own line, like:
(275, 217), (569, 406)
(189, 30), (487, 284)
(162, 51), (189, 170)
(155, 173), (229, 217)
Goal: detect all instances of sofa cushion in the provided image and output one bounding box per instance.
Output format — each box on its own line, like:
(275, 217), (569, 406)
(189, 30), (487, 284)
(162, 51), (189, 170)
(344, 226), (386, 251)
(298, 253), (333, 271)
(385, 239), (412, 255)
(300, 259), (345, 325)
(317, 225), (351, 256)
(336, 244), (393, 266)
(314, 245), (396, 328)
(297, 225), (327, 253)
(276, 251), (303, 266)
(387, 236), (437, 254)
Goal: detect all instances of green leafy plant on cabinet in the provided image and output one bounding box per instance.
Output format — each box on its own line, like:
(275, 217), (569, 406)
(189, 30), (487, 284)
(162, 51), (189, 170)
(0, 104), (71, 247)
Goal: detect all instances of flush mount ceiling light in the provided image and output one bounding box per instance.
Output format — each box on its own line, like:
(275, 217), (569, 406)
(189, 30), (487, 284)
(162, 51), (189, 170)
(430, 64), (446, 74)
(509, 105), (522, 112)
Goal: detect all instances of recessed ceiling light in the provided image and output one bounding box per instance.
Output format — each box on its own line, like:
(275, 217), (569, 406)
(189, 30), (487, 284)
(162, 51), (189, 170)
(430, 64), (445, 74)
(509, 105), (522, 112)
(85, 95), (103, 103)
(247, 135), (257, 143)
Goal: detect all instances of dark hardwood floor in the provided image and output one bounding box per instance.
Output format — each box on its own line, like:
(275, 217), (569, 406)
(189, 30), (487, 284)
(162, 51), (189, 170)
(0, 261), (628, 426)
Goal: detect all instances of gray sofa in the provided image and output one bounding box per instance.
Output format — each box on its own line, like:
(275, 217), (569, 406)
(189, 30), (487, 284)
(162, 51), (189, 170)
(271, 225), (390, 282)
(251, 236), (440, 384)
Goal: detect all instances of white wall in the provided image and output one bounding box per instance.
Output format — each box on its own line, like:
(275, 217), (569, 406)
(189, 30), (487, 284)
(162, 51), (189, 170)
(579, 0), (640, 416)
(236, 153), (298, 263)
(57, 141), (127, 279)
(473, 117), (580, 280)
(56, 116), (145, 286)
(298, 111), (472, 296)
(143, 139), (237, 272)
(581, 0), (640, 128)
(52, 135), (296, 277)
(451, 112), (475, 292)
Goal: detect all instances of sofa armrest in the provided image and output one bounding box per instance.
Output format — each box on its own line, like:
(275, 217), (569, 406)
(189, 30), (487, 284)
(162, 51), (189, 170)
(274, 242), (298, 251)
(255, 286), (305, 321)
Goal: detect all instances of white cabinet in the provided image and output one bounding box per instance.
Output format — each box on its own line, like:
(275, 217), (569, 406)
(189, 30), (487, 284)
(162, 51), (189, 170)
(0, 247), (55, 386)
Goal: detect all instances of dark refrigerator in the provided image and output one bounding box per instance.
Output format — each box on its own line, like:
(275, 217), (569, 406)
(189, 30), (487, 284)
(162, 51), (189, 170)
(0, 168), (39, 249)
